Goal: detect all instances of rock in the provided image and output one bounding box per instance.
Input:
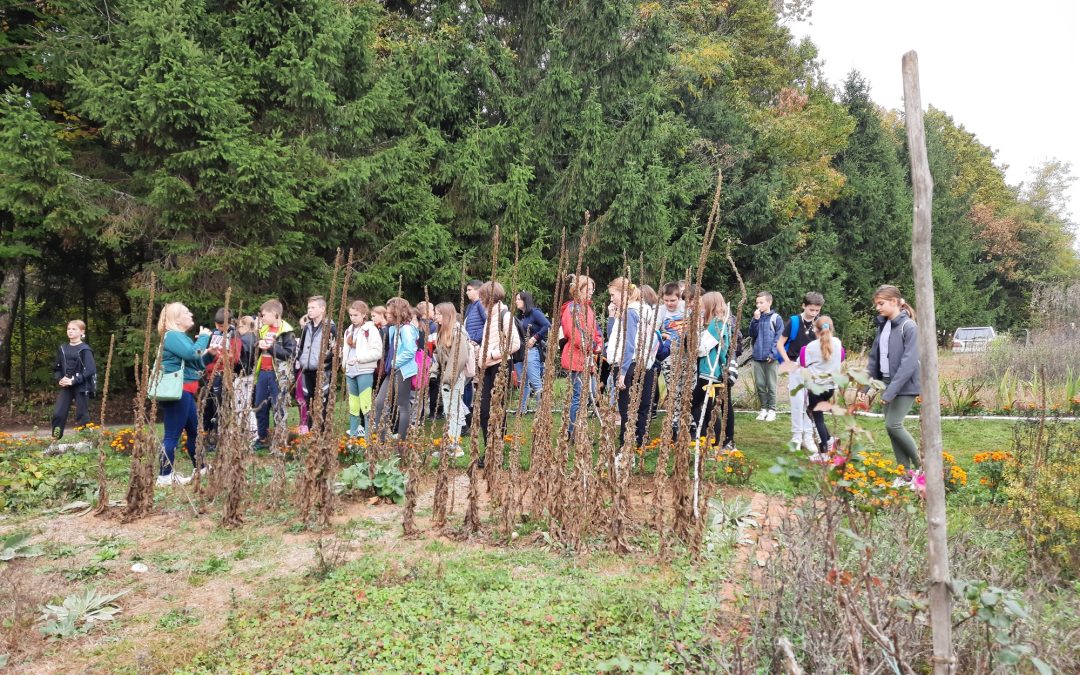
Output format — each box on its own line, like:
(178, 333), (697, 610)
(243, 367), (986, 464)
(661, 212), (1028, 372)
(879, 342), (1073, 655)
(131, 563), (149, 573)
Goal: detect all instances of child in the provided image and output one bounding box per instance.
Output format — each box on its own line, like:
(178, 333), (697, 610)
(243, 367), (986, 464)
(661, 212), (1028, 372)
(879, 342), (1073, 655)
(234, 315), (259, 442)
(865, 285), (921, 485)
(342, 301), (383, 438)
(202, 308), (242, 448)
(51, 320), (96, 440)
(253, 299), (297, 451)
(691, 292), (735, 449)
(414, 301), (441, 421)
(656, 282), (689, 438)
(605, 277), (659, 449)
(461, 280), (486, 428)
(514, 290), (550, 415)
(799, 315), (843, 459)
(433, 302), (472, 453)
(294, 296), (337, 434)
(560, 274), (603, 438)
(477, 281), (521, 456)
(748, 291), (783, 421)
(777, 292), (824, 452)
(371, 298), (419, 443)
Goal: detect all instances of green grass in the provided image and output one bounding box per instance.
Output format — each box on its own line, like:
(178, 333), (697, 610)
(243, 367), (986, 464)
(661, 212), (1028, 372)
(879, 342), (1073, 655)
(182, 548), (730, 673)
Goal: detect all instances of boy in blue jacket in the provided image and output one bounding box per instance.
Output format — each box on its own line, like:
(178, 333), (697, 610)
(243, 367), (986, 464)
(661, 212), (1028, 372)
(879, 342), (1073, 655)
(748, 292), (783, 421)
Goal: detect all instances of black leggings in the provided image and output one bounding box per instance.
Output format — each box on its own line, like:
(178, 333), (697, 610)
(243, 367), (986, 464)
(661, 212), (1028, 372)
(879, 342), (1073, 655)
(806, 388), (835, 451)
(616, 362), (657, 448)
(479, 364), (504, 447)
(689, 377), (734, 447)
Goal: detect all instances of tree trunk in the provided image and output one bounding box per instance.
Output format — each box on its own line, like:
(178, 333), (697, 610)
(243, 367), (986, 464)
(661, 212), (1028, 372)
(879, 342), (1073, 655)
(902, 51), (954, 675)
(0, 259), (24, 387)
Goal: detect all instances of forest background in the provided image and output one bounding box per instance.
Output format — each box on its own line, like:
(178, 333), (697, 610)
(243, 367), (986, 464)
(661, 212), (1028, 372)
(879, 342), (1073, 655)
(2, 0), (1078, 394)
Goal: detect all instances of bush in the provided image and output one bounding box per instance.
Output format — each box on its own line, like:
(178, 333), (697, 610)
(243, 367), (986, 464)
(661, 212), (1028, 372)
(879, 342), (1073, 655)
(1004, 416), (1080, 576)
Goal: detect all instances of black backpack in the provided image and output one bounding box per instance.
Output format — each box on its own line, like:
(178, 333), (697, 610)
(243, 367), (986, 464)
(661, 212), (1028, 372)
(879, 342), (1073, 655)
(500, 310), (527, 363)
(61, 345), (97, 398)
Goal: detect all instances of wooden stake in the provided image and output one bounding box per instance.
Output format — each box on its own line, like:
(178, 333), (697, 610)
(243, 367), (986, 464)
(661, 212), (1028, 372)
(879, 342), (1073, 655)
(902, 50), (954, 675)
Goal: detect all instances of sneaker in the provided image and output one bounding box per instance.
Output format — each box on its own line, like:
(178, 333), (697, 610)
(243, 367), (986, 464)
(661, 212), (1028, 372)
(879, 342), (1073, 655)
(801, 433), (818, 453)
(298, 424), (310, 435)
(197, 465), (211, 477)
(756, 409), (767, 421)
(52, 426), (63, 440)
(765, 409), (777, 422)
(891, 476), (910, 489)
(252, 441), (269, 453)
(789, 436), (802, 449)
(156, 472), (191, 487)
(826, 438), (837, 453)
(809, 452), (827, 463)
(722, 441), (735, 452)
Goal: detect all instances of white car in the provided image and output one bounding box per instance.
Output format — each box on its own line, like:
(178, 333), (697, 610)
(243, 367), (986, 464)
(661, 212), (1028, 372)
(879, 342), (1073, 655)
(951, 326), (997, 353)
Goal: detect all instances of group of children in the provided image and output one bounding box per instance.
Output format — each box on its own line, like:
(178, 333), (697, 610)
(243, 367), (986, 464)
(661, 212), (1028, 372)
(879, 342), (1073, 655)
(50, 277), (923, 488)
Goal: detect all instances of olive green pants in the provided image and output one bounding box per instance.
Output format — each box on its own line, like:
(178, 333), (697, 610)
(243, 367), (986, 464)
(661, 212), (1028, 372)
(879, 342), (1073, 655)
(882, 377), (919, 470)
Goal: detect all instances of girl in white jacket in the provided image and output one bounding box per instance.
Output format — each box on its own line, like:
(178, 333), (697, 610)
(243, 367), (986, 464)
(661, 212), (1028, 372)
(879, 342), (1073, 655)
(342, 300), (384, 438)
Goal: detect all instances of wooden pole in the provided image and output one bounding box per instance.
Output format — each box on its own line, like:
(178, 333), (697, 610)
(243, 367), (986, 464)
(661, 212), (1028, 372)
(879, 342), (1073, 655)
(902, 50), (954, 674)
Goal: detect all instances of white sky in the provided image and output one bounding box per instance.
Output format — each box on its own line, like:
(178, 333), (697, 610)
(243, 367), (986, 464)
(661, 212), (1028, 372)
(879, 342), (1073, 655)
(789, 0), (1080, 226)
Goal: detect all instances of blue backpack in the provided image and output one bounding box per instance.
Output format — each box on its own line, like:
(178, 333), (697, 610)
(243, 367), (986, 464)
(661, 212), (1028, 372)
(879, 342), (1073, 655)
(781, 314), (801, 361)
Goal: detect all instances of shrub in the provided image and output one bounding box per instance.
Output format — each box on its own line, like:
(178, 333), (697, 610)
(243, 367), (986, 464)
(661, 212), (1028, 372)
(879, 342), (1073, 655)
(1004, 416), (1080, 576)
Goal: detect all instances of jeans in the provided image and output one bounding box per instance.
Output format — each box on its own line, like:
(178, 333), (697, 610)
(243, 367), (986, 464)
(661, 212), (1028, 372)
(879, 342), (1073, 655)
(616, 362), (657, 448)
(806, 388), (835, 451)
(515, 347), (543, 412)
(202, 373), (223, 434)
(882, 377), (920, 470)
(51, 387), (90, 439)
(254, 369), (282, 443)
(752, 359), (778, 410)
(346, 372), (374, 436)
(160, 390), (200, 475)
(440, 374), (469, 440)
(372, 371), (413, 440)
(296, 369), (330, 429)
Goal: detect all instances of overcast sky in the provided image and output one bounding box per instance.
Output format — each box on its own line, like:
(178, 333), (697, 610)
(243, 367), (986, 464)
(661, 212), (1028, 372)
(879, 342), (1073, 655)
(789, 0), (1080, 225)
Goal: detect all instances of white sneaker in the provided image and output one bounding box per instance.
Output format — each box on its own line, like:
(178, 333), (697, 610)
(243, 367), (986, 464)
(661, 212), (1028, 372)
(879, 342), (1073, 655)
(197, 465), (211, 477)
(156, 472), (190, 487)
(789, 436), (802, 449)
(891, 476), (910, 489)
(801, 433), (818, 453)
(809, 452), (827, 463)
(756, 409), (767, 421)
(765, 409), (777, 422)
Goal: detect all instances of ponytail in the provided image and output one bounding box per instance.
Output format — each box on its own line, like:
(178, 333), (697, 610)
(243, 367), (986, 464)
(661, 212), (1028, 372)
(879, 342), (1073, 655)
(815, 315), (834, 362)
(873, 284), (917, 324)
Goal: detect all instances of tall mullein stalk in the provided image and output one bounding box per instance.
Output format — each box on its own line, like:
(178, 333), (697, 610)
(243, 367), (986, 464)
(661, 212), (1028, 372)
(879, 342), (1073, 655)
(298, 251), (344, 529)
(92, 333), (116, 517)
(316, 249), (350, 526)
(553, 215), (592, 547)
(526, 228), (569, 519)
(603, 260), (634, 553)
(432, 256), (469, 530)
(401, 282), (430, 538)
(482, 262), (513, 501)
(500, 237), (525, 537)
(124, 274), (158, 522)
(674, 170), (723, 543)
(463, 223), (502, 535)
(571, 264), (607, 548)
(653, 270), (689, 555)
(217, 293), (248, 528)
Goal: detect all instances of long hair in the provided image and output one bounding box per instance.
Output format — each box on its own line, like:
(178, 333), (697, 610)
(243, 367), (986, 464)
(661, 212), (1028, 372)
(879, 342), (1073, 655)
(873, 284), (917, 323)
(157, 302), (188, 336)
(607, 276), (641, 310)
(435, 302), (458, 348)
(700, 291), (727, 324)
(566, 274), (595, 303)
(384, 297), (412, 325)
(815, 315), (835, 362)
(516, 290), (537, 316)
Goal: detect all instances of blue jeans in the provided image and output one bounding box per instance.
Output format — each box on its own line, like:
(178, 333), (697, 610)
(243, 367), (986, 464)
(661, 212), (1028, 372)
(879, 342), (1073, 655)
(254, 370), (280, 442)
(567, 371), (598, 437)
(515, 347), (543, 412)
(160, 390), (199, 476)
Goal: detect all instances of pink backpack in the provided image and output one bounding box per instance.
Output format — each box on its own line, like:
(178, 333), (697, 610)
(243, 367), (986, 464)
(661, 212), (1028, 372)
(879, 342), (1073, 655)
(412, 348), (433, 390)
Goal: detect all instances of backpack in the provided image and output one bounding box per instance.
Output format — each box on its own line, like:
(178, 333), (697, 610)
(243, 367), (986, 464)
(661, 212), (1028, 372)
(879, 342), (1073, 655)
(80, 348), (97, 399)
(501, 309), (527, 363)
(765, 313), (785, 363)
(412, 347), (433, 390)
(464, 337), (478, 379)
(783, 314), (802, 360)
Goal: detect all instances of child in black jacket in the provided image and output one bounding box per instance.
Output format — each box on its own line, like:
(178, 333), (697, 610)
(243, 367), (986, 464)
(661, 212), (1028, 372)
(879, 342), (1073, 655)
(51, 319), (97, 439)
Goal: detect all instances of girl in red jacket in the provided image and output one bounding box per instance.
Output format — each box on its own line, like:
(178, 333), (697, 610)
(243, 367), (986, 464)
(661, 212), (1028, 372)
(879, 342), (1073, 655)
(560, 274), (603, 437)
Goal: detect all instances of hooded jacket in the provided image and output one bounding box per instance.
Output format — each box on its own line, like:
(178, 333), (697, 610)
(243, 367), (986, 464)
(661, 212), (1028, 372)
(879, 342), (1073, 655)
(867, 311), (921, 399)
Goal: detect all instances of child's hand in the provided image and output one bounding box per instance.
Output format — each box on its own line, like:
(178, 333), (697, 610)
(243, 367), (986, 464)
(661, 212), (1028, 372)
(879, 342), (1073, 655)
(753, 308), (761, 320)
(59, 376), (72, 387)
(617, 374), (626, 390)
